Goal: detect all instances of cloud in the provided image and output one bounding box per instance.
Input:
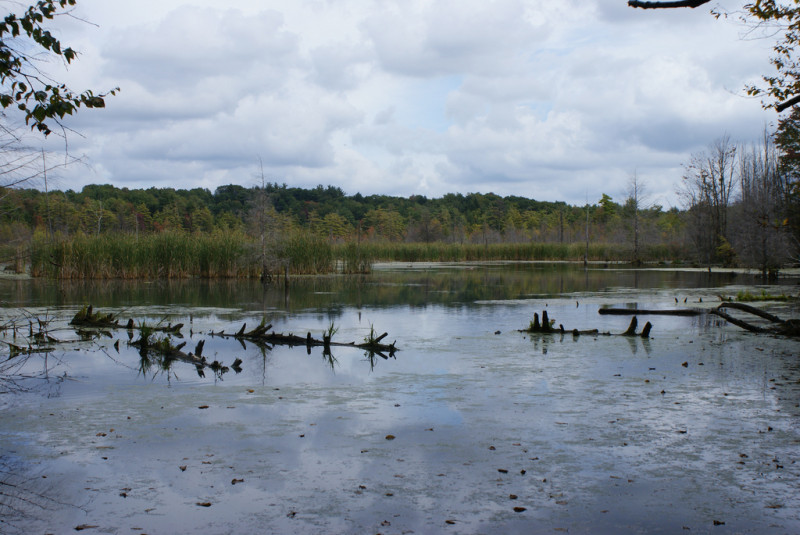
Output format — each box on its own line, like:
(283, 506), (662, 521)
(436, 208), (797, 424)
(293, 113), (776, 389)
(33, 0), (776, 206)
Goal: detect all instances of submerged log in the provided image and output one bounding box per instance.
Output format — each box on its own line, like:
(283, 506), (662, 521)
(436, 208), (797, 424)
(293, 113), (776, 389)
(129, 336), (228, 375)
(523, 310), (652, 338)
(70, 305), (120, 328)
(710, 303), (800, 336)
(211, 321), (399, 355)
(72, 305), (182, 335)
(601, 302), (800, 337)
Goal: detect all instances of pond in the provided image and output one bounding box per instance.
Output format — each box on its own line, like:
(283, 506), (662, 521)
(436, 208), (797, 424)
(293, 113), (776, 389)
(1, 262), (799, 534)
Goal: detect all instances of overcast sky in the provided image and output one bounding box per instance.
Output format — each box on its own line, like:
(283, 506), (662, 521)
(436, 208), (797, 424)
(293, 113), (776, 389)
(31, 0), (777, 207)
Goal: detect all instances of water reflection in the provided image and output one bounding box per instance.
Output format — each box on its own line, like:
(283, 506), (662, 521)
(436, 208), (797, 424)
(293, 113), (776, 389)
(2, 263), (792, 312)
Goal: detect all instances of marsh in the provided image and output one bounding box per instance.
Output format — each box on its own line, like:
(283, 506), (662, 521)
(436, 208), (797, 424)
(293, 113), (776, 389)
(1, 263), (799, 534)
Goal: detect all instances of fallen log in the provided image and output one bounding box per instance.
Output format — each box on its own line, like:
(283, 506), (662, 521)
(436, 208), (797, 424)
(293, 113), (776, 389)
(600, 302), (800, 337)
(716, 302), (785, 324)
(523, 311), (652, 338)
(129, 336), (230, 377)
(211, 320), (399, 356)
(70, 305), (120, 328)
(710, 303), (800, 336)
(598, 308), (704, 316)
(71, 305), (183, 335)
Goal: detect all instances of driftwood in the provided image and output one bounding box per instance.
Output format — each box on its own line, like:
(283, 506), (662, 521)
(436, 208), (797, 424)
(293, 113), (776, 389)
(5, 341), (56, 358)
(599, 307), (703, 316)
(129, 336), (237, 377)
(711, 302), (800, 336)
(522, 310), (652, 338)
(70, 305), (120, 328)
(210, 320), (398, 356)
(71, 305), (183, 334)
(599, 303), (800, 337)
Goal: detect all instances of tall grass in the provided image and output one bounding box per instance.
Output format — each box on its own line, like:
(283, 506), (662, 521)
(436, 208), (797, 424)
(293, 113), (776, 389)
(29, 231), (690, 279)
(31, 230), (258, 279)
(351, 241), (690, 263)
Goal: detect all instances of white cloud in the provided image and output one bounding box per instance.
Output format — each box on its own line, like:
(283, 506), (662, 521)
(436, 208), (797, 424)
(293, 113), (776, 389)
(30, 0), (776, 206)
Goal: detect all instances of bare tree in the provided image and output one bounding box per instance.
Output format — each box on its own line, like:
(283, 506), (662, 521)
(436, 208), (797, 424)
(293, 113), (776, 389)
(680, 136), (738, 265)
(731, 131), (794, 274)
(625, 172), (649, 265)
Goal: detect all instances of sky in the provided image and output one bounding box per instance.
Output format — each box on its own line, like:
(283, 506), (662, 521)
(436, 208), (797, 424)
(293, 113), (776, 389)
(26, 0), (780, 207)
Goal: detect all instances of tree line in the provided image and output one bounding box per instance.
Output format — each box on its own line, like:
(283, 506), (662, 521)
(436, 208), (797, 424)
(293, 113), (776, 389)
(0, 181), (688, 255)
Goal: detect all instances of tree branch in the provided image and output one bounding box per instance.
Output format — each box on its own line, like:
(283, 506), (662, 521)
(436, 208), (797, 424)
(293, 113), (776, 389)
(628, 0), (712, 8)
(776, 94), (800, 112)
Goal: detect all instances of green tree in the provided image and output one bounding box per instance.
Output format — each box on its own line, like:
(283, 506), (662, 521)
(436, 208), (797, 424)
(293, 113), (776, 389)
(0, 1), (117, 135)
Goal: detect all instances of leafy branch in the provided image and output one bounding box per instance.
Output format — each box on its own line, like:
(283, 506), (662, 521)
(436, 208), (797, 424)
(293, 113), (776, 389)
(0, 0), (118, 135)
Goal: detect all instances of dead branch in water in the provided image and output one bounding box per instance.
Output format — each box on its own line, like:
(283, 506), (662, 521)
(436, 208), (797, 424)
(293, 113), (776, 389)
(598, 302), (800, 337)
(522, 310), (652, 338)
(210, 319), (399, 356)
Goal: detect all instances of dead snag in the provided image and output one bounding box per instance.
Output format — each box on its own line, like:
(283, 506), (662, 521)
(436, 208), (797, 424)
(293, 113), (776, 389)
(622, 317), (638, 336)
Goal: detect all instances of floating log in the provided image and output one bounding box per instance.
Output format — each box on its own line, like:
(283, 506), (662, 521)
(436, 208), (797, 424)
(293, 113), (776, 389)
(70, 305), (120, 328)
(129, 336), (227, 375)
(72, 306), (182, 335)
(600, 302), (800, 337)
(710, 303), (800, 336)
(211, 320), (398, 355)
(598, 308), (703, 316)
(523, 310), (650, 337)
(716, 302), (785, 324)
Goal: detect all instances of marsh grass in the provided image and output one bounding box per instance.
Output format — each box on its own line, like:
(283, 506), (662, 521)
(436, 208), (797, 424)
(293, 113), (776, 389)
(29, 230), (689, 279)
(351, 242), (688, 263)
(735, 289), (791, 302)
(31, 230), (258, 279)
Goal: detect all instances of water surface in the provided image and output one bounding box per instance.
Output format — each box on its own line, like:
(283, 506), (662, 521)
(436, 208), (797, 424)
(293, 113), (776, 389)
(1, 263), (799, 534)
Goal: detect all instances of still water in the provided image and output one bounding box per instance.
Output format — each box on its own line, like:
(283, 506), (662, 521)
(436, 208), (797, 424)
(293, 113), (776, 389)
(1, 263), (799, 534)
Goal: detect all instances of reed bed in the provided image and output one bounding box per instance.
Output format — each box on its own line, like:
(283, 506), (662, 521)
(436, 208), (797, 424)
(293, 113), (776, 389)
(350, 242), (690, 264)
(28, 231), (689, 279)
(31, 230), (258, 279)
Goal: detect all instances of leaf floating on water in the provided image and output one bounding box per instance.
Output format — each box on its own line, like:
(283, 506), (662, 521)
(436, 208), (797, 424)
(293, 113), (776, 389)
(196, 502), (212, 507)
(385, 434), (396, 440)
(513, 507), (527, 513)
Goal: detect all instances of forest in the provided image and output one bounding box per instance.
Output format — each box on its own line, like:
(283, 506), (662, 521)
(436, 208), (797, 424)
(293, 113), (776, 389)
(1, 137), (797, 279)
